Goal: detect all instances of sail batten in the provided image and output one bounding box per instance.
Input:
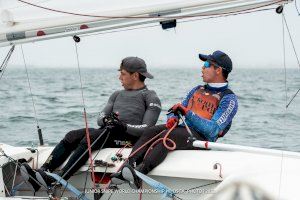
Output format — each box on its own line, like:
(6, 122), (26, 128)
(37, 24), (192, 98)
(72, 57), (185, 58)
(0, 0), (290, 47)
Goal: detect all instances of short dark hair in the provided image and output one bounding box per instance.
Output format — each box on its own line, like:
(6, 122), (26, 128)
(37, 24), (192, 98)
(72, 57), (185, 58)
(128, 71), (146, 82)
(138, 73), (146, 82)
(213, 65), (229, 80)
(222, 70), (229, 80)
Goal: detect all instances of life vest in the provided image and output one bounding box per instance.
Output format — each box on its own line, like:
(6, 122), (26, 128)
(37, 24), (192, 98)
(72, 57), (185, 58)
(186, 86), (233, 137)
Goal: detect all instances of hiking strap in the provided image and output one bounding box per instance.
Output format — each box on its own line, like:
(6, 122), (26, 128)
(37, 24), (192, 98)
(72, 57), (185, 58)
(47, 172), (89, 200)
(135, 170), (174, 198)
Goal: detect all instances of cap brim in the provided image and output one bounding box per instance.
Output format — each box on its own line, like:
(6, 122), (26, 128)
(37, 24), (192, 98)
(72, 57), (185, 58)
(199, 54), (210, 61)
(140, 72), (154, 79)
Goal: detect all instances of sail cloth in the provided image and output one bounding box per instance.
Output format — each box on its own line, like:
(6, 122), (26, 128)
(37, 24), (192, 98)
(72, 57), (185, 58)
(0, 0), (289, 47)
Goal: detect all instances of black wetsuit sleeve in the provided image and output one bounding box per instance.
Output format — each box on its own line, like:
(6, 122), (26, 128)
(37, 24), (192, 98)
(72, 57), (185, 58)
(126, 91), (161, 137)
(97, 91), (120, 127)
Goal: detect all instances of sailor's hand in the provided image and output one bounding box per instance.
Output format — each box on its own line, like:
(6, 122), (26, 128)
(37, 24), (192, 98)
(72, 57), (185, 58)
(102, 115), (111, 126)
(169, 103), (188, 116)
(107, 120), (127, 133)
(103, 112), (120, 127)
(166, 117), (178, 129)
(105, 114), (127, 132)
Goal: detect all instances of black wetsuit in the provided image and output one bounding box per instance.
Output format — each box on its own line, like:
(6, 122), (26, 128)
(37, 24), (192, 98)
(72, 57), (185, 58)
(42, 86), (161, 180)
(128, 125), (205, 174)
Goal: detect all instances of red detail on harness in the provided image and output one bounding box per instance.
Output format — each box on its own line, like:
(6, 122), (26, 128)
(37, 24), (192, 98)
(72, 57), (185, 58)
(37, 31), (45, 36)
(205, 141), (209, 149)
(80, 24), (89, 29)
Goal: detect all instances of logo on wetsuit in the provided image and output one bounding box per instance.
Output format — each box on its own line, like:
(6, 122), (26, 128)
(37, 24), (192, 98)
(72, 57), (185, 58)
(114, 140), (132, 146)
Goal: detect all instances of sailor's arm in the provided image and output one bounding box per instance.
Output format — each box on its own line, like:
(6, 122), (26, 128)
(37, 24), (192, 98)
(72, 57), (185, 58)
(167, 86), (200, 120)
(126, 91), (162, 137)
(97, 91), (120, 127)
(185, 94), (238, 141)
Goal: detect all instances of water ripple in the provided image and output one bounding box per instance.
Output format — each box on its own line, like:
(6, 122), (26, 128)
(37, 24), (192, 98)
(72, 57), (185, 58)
(0, 68), (299, 152)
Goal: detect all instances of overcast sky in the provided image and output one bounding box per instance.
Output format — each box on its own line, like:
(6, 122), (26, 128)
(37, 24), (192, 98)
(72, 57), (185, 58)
(1, 3), (300, 69)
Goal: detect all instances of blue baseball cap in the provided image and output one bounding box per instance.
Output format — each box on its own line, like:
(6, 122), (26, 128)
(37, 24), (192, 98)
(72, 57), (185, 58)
(199, 50), (232, 73)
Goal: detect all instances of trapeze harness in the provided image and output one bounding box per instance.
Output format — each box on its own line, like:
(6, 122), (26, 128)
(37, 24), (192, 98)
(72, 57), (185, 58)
(186, 85), (234, 138)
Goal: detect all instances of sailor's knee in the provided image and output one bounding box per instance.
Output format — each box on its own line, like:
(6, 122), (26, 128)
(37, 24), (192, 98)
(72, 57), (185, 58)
(143, 125), (166, 138)
(63, 129), (84, 144)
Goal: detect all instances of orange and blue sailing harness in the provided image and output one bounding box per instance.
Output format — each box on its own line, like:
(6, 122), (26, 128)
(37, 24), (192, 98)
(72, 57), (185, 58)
(182, 84), (236, 140)
(186, 86), (222, 120)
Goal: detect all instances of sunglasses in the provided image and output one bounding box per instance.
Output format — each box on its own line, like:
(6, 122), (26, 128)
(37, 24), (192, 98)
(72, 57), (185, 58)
(203, 60), (223, 69)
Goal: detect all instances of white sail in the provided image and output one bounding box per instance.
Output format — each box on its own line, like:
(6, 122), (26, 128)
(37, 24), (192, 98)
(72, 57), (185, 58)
(0, 0), (290, 47)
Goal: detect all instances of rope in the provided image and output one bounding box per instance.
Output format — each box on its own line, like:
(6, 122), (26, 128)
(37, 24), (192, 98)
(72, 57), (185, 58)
(73, 40), (96, 189)
(281, 13), (300, 108)
(277, 12), (300, 198)
(295, 0), (300, 15)
(282, 14), (300, 70)
(0, 149), (47, 192)
(116, 142), (132, 155)
(16, 0), (284, 20)
(143, 124), (178, 159)
(60, 130), (111, 198)
(104, 123), (178, 200)
(278, 11), (287, 200)
(173, 181), (221, 200)
(286, 89), (300, 108)
(282, 14), (288, 110)
(20, 45), (40, 129)
(0, 45), (15, 81)
(104, 128), (167, 189)
(128, 125), (177, 160)
(57, 128), (108, 188)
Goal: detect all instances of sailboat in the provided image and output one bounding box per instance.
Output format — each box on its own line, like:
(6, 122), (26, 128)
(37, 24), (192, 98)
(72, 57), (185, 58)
(1, 0), (300, 199)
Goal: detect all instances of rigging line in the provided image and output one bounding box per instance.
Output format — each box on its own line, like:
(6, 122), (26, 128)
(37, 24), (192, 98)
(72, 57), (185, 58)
(0, 150), (47, 191)
(78, 130), (111, 177)
(282, 13), (300, 108)
(73, 40), (96, 188)
(107, 192), (113, 200)
(80, 132), (110, 196)
(56, 128), (108, 186)
(286, 89), (300, 108)
(0, 45), (14, 71)
(20, 45), (39, 128)
(278, 11), (287, 200)
(295, 0), (300, 15)
(0, 45), (15, 81)
(282, 14), (300, 70)
(82, 163), (90, 198)
(81, 7), (275, 38)
(5, 0), (54, 10)
(74, 42), (86, 107)
(12, 162), (18, 193)
(99, 165), (109, 184)
(16, 0), (284, 20)
(60, 181), (68, 199)
(91, 129), (111, 162)
(179, 181), (221, 193)
(173, 195), (184, 200)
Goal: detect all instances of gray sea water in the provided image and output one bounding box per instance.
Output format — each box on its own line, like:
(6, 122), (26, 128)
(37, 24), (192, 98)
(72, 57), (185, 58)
(0, 67), (300, 152)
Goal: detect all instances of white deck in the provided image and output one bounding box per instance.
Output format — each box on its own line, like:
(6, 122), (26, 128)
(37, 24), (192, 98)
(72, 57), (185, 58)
(1, 143), (300, 199)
